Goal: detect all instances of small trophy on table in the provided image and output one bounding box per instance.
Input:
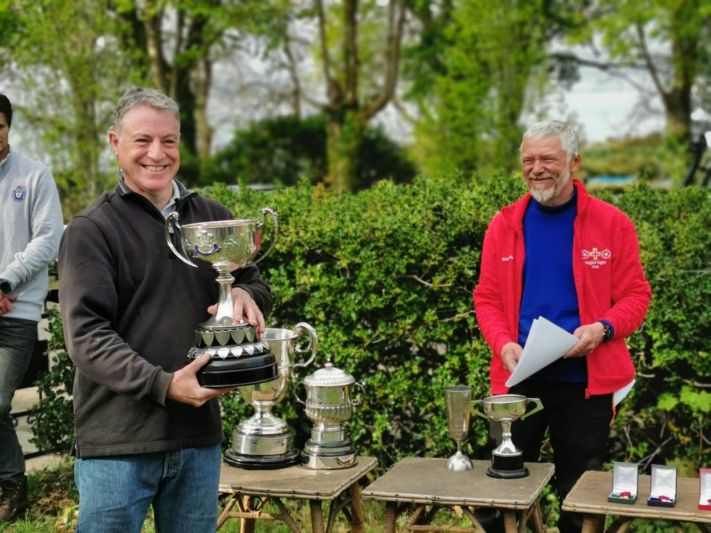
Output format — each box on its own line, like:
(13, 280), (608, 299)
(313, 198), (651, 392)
(445, 385), (474, 472)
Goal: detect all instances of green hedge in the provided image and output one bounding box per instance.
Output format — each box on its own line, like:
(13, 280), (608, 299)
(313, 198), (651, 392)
(33, 176), (710, 475)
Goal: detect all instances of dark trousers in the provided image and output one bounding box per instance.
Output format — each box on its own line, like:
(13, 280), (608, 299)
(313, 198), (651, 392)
(508, 381), (613, 533)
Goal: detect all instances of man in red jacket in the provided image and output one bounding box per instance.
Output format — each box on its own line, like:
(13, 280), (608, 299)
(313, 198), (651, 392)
(473, 120), (651, 533)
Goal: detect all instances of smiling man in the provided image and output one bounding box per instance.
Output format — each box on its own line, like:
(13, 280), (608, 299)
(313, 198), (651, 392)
(58, 88), (273, 533)
(473, 121), (651, 533)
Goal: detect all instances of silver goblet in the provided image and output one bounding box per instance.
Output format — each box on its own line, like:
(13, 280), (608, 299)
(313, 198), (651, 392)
(445, 385), (474, 472)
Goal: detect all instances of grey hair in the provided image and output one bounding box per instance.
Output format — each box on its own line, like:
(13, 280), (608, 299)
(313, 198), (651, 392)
(111, 87), (180, 132)
(521, 120), (580, 161)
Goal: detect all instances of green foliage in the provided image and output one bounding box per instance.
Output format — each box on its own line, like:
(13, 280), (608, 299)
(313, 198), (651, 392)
(603, 184), (711, 472)
(32, 178), (710, 479)
(203, 114), (416, 190)
(413, 0), (548, 178)
(30, 307), (75, 453)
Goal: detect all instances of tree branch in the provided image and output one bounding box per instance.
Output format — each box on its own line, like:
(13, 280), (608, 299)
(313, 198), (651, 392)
(366, 0), (406, 118)
(635, 22), (669, 100)
(314, 0), (340, 107)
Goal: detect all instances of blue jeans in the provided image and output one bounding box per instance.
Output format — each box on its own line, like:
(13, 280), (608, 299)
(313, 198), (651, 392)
(0, 317), (37, 482)
(75, 444), (222, 533)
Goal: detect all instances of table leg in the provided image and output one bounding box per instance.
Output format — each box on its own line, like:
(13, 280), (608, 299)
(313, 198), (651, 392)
(310, 500), (325, 533)
(348, 481), (366, 532)
(529, 502), (546, 533)
(384, 501), (397, 533)
(502, 509), (518, 533)
(216, 495), (238, 530)
(241, 495), (256, 533)
(581, 514), (604, 533)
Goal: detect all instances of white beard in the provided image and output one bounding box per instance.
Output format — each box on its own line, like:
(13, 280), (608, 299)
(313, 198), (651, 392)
(528, 166), (571, 206)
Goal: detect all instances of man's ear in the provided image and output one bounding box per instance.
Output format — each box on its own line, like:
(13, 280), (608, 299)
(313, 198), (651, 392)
(108, 130), (119, 157)
(570, 153), (581, 174)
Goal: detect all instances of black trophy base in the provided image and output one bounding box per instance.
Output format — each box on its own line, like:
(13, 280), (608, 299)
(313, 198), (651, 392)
(196, 353), (278, 388)
(223, 448), (301, 470)
(486, 453), (529, 479)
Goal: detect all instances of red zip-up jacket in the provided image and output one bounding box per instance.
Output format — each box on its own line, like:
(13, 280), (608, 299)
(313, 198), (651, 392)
(473, 180), (651, 397)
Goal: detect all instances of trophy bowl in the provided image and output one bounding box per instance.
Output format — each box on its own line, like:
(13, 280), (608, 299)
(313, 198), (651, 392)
(165, 209), (277, 329)
(478, 394), (531, 421)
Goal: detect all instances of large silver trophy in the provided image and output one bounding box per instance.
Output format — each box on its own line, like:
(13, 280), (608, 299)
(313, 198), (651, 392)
(471, 394), (543, 478)
(225, 323), (318, 469)
(445, 386), (474, 472)
(164, 209), (278, 388)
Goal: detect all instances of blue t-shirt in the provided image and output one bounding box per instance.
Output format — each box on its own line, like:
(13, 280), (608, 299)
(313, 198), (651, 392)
(518, 191), (586, 382)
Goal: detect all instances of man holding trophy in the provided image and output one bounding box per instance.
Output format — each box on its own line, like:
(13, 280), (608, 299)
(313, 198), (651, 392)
(473, 121), (651, 533)
(58, 88), (272, 533)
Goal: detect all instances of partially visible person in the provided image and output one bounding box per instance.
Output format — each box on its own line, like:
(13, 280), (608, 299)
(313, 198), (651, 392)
(473, 120), (651, 533)
(58, 87), (272, 533)
(0, 93), (64, 521)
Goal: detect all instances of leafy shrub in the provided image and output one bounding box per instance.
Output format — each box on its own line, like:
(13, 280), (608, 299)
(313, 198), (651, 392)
(204, 114), (417, 190)
(33, 177), (710, 477)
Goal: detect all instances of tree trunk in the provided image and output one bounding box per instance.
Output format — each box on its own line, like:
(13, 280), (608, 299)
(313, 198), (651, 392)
(326, 111), (365, 192)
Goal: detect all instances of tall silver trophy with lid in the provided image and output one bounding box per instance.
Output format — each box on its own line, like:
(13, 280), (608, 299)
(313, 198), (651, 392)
(298, 362), (362, 469)
(164, 208), (279, 388)
(225, 323), (318, 468)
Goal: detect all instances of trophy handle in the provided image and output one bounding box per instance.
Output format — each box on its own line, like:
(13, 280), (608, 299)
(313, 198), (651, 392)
(293, 382), (306, 405)
(165, 212), (199, 268)
(469, 400), (488, 420)
(520, 397), (544, 421)
(253, 207), (278, 265)
(351, 381), (366, 407)
(292, 322), (318, 369)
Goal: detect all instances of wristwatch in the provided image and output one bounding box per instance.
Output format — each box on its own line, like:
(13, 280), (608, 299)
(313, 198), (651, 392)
(599, 319), (614, 342)
(0, 279), (11, 294)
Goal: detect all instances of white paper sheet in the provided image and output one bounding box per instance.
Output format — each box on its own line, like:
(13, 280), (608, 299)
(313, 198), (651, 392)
(613, 379), (635, 406)
(505, 316), (579, 388)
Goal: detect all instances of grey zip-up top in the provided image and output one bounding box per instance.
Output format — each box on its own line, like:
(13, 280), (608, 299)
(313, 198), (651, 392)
(58, 180), (272, 457)
(0, 149), (63, 321)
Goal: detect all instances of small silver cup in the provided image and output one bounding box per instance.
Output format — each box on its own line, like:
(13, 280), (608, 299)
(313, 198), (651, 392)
(471, 394), (543, 478)
(445, 385), (474, 472)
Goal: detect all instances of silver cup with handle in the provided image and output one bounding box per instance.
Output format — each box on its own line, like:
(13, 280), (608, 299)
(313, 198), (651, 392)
(225, 323), (318, 469)
(471, 394), (543, 478)
(164, 208), (279, 388)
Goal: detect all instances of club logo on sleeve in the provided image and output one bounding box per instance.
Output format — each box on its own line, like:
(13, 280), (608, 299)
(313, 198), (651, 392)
(581, 247), (611, 269)
(11, 185), (27, 202)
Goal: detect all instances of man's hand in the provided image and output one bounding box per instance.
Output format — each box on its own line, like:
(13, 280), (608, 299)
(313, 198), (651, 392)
(564, 322), (606, 358)
(500, 342), (523, 373)
(166, 354), (232, 407)
(0, 293), (16, 316)
(207, 286), (265, 336)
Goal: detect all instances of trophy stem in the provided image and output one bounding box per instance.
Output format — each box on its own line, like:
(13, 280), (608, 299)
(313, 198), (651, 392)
(501, 420), (512, 443)
(203, 271), (239, 328)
